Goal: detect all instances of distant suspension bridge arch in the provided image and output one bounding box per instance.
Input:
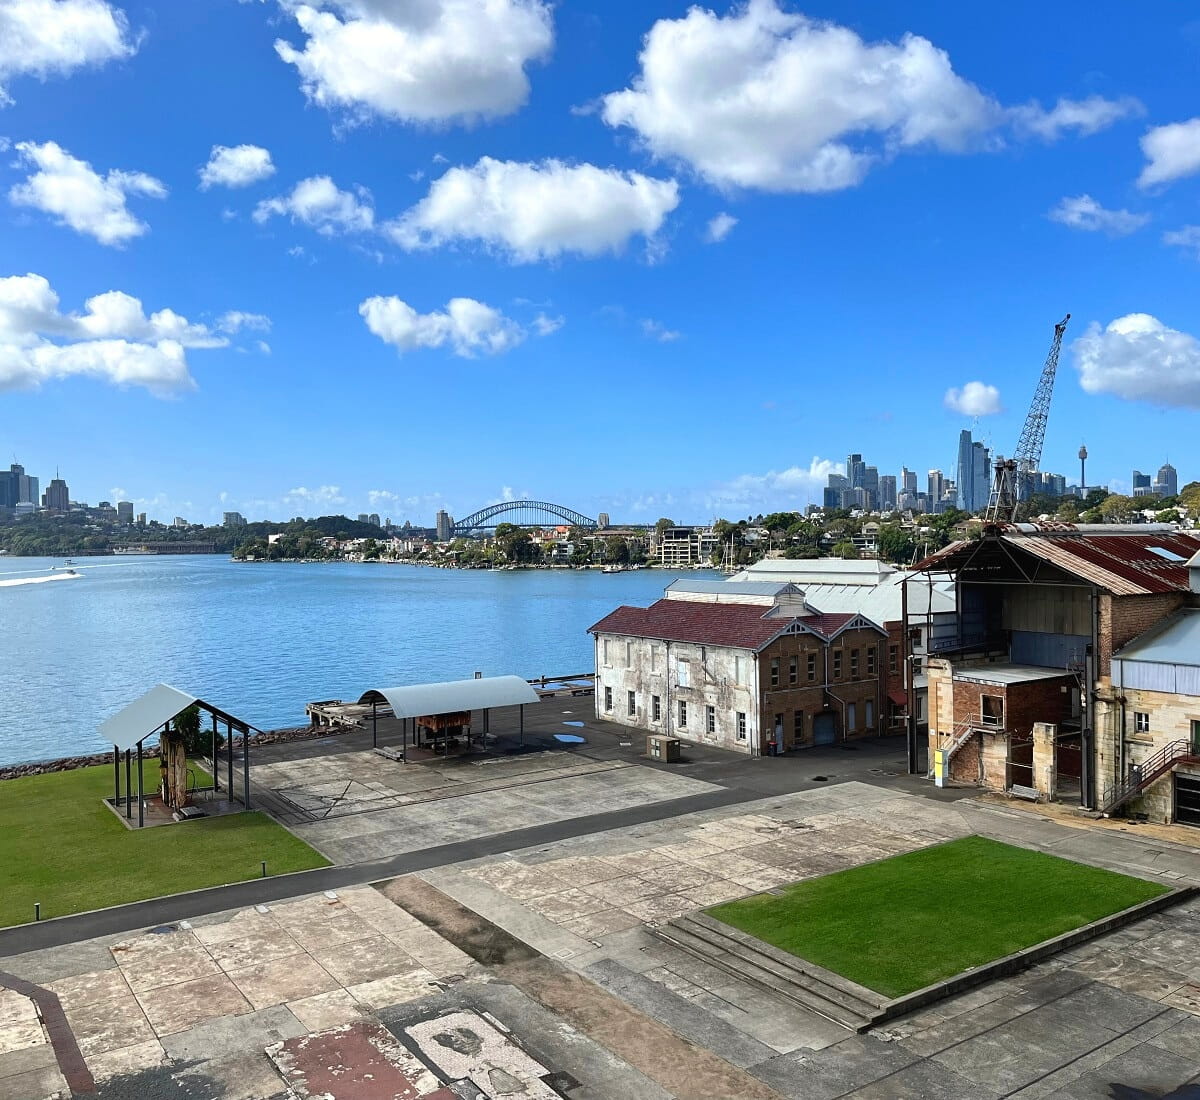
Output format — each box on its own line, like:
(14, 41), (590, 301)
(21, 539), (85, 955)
(453, 500), (598, 537)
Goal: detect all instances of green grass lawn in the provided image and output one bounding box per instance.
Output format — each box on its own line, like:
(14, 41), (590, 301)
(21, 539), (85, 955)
(0, 759), (329, 929)
(707, 835), (1168, 998)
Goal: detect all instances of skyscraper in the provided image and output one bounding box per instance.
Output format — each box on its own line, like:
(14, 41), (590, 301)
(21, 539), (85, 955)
(901, 467), (918, 495)
(955, 430), (992, 514)
(436, 509), (454, 541)
(879, 475), (897, 510)
(1155, 462), (1178, 498)
(928, 469), (945, 506)
(846, 453), (865, 491)
(42, 477), (69, 511)
(117, 501), (134, 523)
(1132, 470), (1154, 497)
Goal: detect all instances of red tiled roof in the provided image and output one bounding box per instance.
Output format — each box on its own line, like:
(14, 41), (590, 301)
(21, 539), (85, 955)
(588, 601), (871, 650)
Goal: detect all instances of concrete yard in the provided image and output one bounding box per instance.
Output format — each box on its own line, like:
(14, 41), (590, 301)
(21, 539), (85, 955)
(3, 774), (1200, 1098)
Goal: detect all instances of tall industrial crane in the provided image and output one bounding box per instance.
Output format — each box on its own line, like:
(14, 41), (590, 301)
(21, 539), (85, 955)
(985, 313), (1071, 524)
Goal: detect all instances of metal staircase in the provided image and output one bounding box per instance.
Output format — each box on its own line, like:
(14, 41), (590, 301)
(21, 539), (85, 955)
(939, 714), (982, 762)
(1100, 739), (1200, 816)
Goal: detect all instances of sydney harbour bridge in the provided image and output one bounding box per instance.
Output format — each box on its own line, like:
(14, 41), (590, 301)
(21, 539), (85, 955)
(452, 500), (600, 538)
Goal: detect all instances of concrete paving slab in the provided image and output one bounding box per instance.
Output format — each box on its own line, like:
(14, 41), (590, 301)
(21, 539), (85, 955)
(0, 1041), (58, 1082)
(161, 1004), (305, 1063)
(45, 967), (132, 1009)
(844, 1057), (1004, 1099)
(84, 1037), (166, 1084)
(0, 1061), (67, 1099)
(1066, 1042), (1200, 1097)
(111, 931), (222, 994)
(1162, 981), (1200, 1015)
(1070, 949), (1188, 1001)
(61, 993), (154, 1057)
(0, 988), (45, 1056)
(748, 1034), (920, 1099)
(224, 952), (341, 1010)
(307, 934), (419, 987)
(134, 972), (252, 1036)
(267, 1018), (439, 1099)
(345, 968), (439, 1012)
(285, 989), (369, 1033)
(176, 1051), (289, 1100)
(584, 957), (779, 1069)
(559, 908), (644, 940)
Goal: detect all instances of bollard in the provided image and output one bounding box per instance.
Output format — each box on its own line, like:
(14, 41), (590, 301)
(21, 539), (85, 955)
(261, 861), (267, 878)
(34, 903), (40, 921)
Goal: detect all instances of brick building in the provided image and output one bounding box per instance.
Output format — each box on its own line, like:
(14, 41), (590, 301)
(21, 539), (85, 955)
(909, 524), (1200, 820)
(729, 558), (956, 734)
(588, 580), (888, 755)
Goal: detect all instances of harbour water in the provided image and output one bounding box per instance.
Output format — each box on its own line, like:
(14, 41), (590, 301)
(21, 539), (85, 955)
(0, 555), (707, 767)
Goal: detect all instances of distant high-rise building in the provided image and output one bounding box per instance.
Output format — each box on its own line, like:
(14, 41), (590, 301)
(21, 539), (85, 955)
(1155, 462), (1178, 498)
(955, 430), (992, 513)
(0, 466), (19, 510)
(846, 453), (865, 490)
(862, 465), (879, 509)
(879, 475), (897, 510)
(368, 513), (381, 527)
(823, 473), (849, 511)
(42, 477), (69, 512)
(435, 509), (454, 541)
(357, 513), (369, 523)
(1132, 470), (1155, 498)
(597, 512), (610, 529)
(928, 469), (945, 506)
(172, 516), (188, 528)
(136, 512), (147, 526)
(901, 467), (917, 495)
(223, 511), (246, 528)
(117, 501), (134, 523)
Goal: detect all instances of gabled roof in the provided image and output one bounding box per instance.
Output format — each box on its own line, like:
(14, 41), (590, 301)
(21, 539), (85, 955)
(100, 683), (199, 752)
(589, 601), (883, 651)
(1113, 608), (1200, 666)
(915, 526), (1200, 597)
(358, 675), (539, 718)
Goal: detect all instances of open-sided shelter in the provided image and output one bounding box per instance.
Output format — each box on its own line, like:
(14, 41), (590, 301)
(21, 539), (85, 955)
(100, 683), (258, 827)
(357, 675), (540, 759)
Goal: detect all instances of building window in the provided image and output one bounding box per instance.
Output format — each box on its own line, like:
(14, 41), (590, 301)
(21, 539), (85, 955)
(1134, 711), (1150, 734)
(678, 700), (688, 728)
(833, 651), (843, 679)
(789, 657), (798, 685)
(867, 648), (876, 676)
(794, 710), (804, 739)
(602, 639), (610, 666)
(706, 705), (715, 734)
(604, 686), (613, 712)
(627, 690), (636, 717)
(865, 700), (874, 729)
(650, 646), (658, 673)
(734, 654), (748, 685)
(770, 658), (780, 688)
(736, 712), (747, 740)
(677, 660), (691, 688)
(847, 702), (857, 731)
(911, 656), (923, 675)
(625, 641), (632, 668)
(807, 653), (817, 681)
(889, 645), (899, 674)
(850, 650), (859, 678)
(982, 695), (1005, 727)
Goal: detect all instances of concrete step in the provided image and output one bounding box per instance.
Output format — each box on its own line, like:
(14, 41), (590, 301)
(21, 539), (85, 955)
(651, 914), (884, 1032)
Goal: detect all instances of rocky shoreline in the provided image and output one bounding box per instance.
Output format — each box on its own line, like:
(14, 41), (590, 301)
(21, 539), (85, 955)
(0, 722), (349, 782)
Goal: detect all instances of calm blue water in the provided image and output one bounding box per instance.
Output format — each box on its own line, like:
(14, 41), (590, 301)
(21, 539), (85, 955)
(0, 556), (707, 766)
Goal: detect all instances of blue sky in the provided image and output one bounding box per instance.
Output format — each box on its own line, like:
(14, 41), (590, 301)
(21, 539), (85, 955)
(1, 0), (1198, 525)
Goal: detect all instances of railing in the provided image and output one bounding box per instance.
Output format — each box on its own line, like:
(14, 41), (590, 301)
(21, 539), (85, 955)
(938, 714), (982, 760)
(1099, 739), (1199, 815)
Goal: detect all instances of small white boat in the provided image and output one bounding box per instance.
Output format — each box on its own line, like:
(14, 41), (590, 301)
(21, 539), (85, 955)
(601, 564), (625, 574)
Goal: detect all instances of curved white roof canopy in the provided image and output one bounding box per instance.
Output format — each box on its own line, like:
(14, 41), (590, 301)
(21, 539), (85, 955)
(100, 683), (199, 752)
(358, 675), (539, 718)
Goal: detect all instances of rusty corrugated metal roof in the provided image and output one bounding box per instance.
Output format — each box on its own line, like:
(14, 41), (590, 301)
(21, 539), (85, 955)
(914, 527), (1200, 597)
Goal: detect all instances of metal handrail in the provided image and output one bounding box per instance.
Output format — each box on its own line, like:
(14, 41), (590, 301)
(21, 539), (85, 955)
(1100, 739), (1193, 814)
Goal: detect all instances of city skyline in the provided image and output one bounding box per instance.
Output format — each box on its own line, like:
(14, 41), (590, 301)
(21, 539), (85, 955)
(2, 2), (1199, 524)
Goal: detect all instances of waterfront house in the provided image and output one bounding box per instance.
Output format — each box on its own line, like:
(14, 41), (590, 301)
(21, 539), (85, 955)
(588, 580), (888, 755)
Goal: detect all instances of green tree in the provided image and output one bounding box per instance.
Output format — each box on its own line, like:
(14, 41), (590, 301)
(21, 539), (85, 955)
(604, 535), (630, 564)
(654, 517), (675, 537)
(877, 524), (917, 564)
(831, 539), (859, 559)
(1100, 494), (1137, 523)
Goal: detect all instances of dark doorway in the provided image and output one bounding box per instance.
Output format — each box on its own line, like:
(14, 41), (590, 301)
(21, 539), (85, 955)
(1176, 774), (1200, 828)
(814, 711), (837, 746)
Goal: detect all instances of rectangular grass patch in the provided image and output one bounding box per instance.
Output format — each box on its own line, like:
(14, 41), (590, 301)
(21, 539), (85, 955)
(0, 760), (329, 929)
(707, 835), (1168, 998)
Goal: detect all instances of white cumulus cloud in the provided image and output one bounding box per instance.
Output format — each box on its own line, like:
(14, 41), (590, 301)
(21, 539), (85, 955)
(532, 313), (563, 336)
(283, 485), (345, 509)
(704, 212), (738, 243)
(8, 140), (165, 245)
(600, 2), (1001, 193)
(1164, 225), (1200, 261)
(198, 144), (275, 189)
(217, 311), (272, 333)
(274, 0), (553, 126)
(385, 157), (679, 262)
(0, 272), (244, 394)
(1010, 95), (1143, 141)
(253, 175), (374, 234)
(1138, 118), (1200, 189)
(641, 318), (680, 343)
(705, 457), (842, 510)
(600, 2), (1136, 194)
(360, 295), (528, 357)
(944, 381), (1002, 416)
(1048, 194), (1148, 237)
(0, 0), (138, 105)
(1073, 313), (1200, 408)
